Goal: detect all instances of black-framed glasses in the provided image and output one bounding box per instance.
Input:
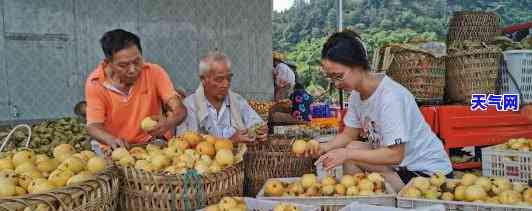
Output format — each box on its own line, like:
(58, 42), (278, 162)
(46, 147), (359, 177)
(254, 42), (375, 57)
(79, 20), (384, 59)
(320, 66), (345, 82)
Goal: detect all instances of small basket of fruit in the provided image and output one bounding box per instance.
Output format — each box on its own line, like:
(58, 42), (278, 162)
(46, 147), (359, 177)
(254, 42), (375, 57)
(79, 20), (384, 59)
(0, 124), (119, 211)
(113, 131), (246, 211)
(201, 197), (320, 211)
(397, 173), (532, 210)
(481, 138), (532, 184)
(243, 139), (316, 197)
(256, 173), (397, 211)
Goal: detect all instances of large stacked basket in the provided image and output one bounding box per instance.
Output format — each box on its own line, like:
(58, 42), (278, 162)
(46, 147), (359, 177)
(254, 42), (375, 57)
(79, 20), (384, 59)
(0, 125), (120, 211)
(244, 138), (315, 197)
(447, 11), (501, 45)
(381, 45), (446, 105)
(446, 44), (502, 103)
(119, 149), (245, 211)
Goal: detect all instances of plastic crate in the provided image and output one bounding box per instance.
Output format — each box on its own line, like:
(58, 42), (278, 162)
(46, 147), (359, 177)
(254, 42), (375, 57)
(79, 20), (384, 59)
(500, 50), (532, 104)
(339, 202), (445, 211)
(397, 179), (532, 211)
(256, 177), (397, 211)
(481, 144), (532, 184)
(198, 197), (320, 211)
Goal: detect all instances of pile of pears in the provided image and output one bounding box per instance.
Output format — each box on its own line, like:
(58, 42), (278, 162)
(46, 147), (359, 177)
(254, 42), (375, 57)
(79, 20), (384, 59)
(401, 173), (532, 206)
(496, 138), (532, 152)
(111, 131), (243, 175)
(205, 197), (302, 211)
(0, 144), (107, 198)
(291, 139), (320, 156)
(264, 173), (387, 197)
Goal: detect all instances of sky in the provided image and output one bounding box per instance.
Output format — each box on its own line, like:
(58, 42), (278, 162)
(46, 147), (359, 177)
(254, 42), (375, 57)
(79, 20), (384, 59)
(273, 0), (295, 12)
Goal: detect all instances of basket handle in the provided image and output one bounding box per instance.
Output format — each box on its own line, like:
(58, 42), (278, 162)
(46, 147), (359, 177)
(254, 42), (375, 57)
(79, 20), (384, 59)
(501, 57), (525, 108)
(380, 47), (394, 73)
(0, 124), (32, 152)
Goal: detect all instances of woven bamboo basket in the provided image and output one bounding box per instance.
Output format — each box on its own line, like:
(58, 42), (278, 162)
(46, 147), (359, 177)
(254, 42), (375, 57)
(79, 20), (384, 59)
(119, 156), (245, 211)
(0, 125), (120, 211)
(382, 46), (446, 105)
(244, 137), (316, 197)
(0, 167), (120, 211)
(446, 45), (502, 104)
(447, 11), (500, 45)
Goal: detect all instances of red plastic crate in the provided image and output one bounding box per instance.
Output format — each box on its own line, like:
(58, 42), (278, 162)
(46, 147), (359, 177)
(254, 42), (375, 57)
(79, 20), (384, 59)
(420, 106), (439, 134)
(438, 105), (532, 149)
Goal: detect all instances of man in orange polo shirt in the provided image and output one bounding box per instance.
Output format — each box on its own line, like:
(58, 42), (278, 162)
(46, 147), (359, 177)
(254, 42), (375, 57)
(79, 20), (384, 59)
(85, 29), (187, 150)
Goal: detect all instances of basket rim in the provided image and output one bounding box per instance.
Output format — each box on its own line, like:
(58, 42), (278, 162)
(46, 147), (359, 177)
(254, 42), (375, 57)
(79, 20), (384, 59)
(503, 49), (532, 54)
(397, 178), (531, 209)
(120, 159), (244, 180)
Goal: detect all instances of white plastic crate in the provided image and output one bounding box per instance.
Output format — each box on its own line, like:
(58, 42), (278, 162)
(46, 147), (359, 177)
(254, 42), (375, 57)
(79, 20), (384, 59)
(198, 197), (320, 211)
(481, 145), (531, 184)
(339, 202), (445, 211)
(500, 50), (532, 104)
(256, 177), (397, 211)
(397, 179), (532, 211)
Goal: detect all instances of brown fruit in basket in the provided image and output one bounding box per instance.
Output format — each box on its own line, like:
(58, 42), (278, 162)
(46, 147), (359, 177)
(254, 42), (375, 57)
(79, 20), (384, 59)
(182, 131), (203, 148)
(305, 185), (320, 196)
(441, 192), (454, 201)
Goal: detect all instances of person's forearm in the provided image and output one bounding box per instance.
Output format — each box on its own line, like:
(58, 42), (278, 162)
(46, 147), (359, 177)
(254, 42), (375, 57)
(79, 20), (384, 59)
(87, 124), (116, 145)
(324, 132), (354, 151)
(346, 147), (403, 166)
(165, 96), (187, 127)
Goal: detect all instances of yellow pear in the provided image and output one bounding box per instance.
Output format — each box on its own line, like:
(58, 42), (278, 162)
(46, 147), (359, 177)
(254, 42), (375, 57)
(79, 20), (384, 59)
(36, 158), (59, 173)
(358, 179), (374, 192)
(335, 184), (347, 196)
(194, 163), (209, 174)
(454, 185), (467, 201)
(48, 169), (74, 187)
(292, 140), (307, 155)
(53, 144), (75, 162)
(367, 173), (385, 183)
(59, 156), (86, 173)
(15, 162), (37, 174)
(214, 139), (233, 151)
(35, 154), (50, 164)
(321, 185), (335, 196)
(492, 177), (512, 194)
(12, 150), (35, 167)
(264, 179), (285, 197)
(208, 162), (222, 173)
(0, 169), (18, 184)
(441, 192), (454, 201)
(460, 173), (478, 186)
(67, 172), (95, 185)
(163, 146), (182, 158)
(111, 147), (130, 161)
(87, 156), (107, 174)
(182, 131), (203, 148)
(17, 173), (34, 190)
(0, 178), (16, 197)
(205, 205), (219, 211)
(321, 176), (337, 186)
(306, 139), (320, 150)
(340, 175), (356, 188)
(196, 142), (216, 157)
(474, 177), (492, 191)
(0, 158), (14, 170)
(346, 186), (359, 196)
(118, 155), (135, 167)
(300, 174), (318, 189)
(80, 151), (96, 160)
(146, 144), (161, 154)
(15, 186), (26, 196)
(204, 135), (218, 145)
(27, 178), (48, 193)
(30, 181), (56, 194)
(219, 197), (237, 210)
(523, 188), (532, 204)
(412, 177), (430, 191)
(465, 185), (487, 202)
(215, 149), (234, 166)
(135, 160), (154, 172)
(141, 117), (158, 131)
(150, 154), (170, 170)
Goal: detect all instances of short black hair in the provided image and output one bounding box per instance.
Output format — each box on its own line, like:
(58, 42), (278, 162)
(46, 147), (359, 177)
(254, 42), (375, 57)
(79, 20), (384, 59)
(99, 29), (142, 60)
(321, 30), (369, 70)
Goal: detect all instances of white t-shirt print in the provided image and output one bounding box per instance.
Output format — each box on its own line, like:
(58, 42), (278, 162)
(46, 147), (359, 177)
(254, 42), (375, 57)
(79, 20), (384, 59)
(344, 74), (452, 175)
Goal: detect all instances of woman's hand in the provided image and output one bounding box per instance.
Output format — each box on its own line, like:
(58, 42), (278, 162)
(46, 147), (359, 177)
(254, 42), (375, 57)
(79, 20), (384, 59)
(302, 142), (328, 158)
(316, 147), (350, 171)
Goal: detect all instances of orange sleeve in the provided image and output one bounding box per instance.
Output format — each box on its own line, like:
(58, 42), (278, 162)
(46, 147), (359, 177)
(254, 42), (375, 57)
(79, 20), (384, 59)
(152, 64), (178, 102)
(85, 81), (106, 124)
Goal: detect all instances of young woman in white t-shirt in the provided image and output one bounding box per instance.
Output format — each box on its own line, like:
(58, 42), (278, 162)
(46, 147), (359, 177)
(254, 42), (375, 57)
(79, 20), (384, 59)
(304, 30), (452, 190)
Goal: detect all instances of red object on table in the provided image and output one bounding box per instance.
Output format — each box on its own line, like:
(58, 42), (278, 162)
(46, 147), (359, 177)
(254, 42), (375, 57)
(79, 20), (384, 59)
(437, 105), (532, 169)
